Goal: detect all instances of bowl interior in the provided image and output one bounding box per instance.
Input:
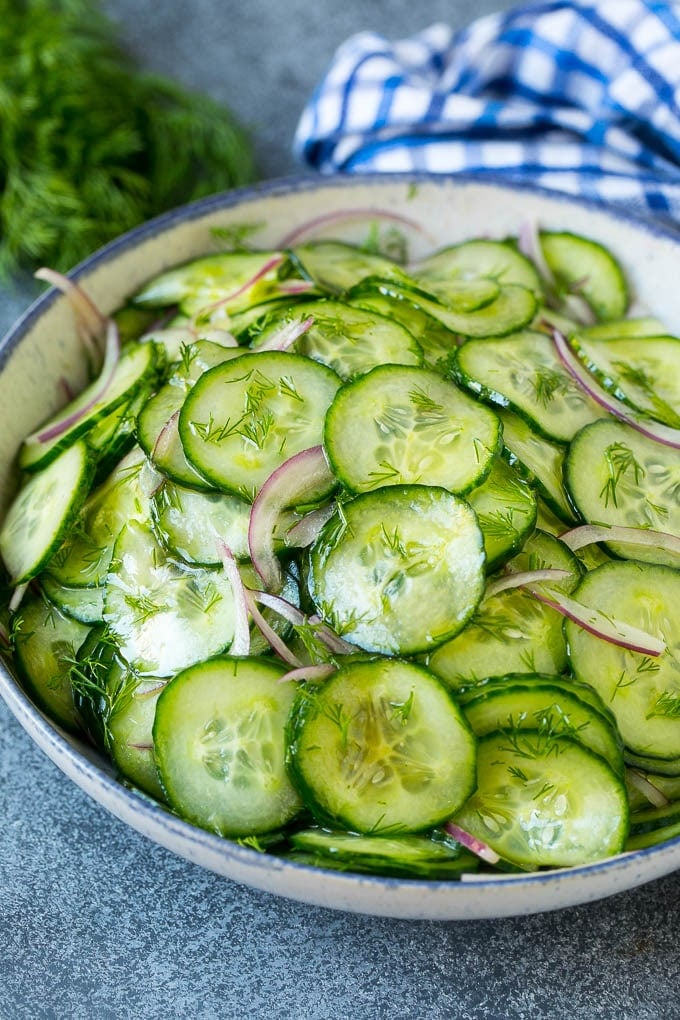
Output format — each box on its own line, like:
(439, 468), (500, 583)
(2, 174), (680, 919)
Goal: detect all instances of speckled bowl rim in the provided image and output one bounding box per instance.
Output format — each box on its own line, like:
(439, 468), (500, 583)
(2, 172), (680, 921)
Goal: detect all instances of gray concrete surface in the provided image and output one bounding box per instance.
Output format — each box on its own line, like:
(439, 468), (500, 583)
(2, 2), (680, 1017)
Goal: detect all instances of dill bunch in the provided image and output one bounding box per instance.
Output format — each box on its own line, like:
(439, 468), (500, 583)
(0, 0), (256, 277)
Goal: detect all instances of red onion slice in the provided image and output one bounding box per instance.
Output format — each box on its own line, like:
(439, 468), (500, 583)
(248, 446), (335, 592)
(254, 315), (314, 353)
(526, 586), (665, 657)
(218, 542), (250, 656)
(559, 523), (680, 558)
(517, 223), (595, 325)
(35, 267), (107, 358)
(484, 568), (571, 599)
(278, 663), (337, 684)
(29, 318), (121, 445)
(552, 327), (680, 449)
(444, 822), (501, 866)
(626, 768), (669, 809)
(278, 208), (431, 248)
(244, 589), (302, 667)
(249, 589), (358, 657)
(285, 504), (336, 548)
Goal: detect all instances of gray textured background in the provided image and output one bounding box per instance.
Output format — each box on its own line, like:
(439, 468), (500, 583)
(2, 2), (680, 1017)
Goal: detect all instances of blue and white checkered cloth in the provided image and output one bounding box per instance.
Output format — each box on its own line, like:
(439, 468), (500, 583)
(294, 1), (680, 227)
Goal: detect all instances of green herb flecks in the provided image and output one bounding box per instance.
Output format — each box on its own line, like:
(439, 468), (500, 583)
(599, 442), (645, 508)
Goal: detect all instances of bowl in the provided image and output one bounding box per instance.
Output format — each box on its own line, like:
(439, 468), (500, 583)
(2, 173), (680, 920)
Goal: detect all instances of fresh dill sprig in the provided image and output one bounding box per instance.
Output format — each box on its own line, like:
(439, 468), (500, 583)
(0, 0), (255, 278)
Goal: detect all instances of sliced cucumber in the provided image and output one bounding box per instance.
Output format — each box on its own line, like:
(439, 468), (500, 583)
(153, 656), (302, 837)
(46, 446), (151, 589)
(40, 576), (105, 625)
(137, 339), (244, 490)
(20, 341), (161, 472)
(568, 333), (680, 428)
(133, 251), (289, 318)
(290, 240), (405, 294)
(427, 530), (580, 688)
(308, 485), (486, 655)
(104, 520), (238, 676)
(467, 458), (537, 572)
(461, 674), (624, 775)
(179, 351), (341, 500)
(0, 440), (95, 585)
(252, 299), (422, 379)
(347, 284), (460, 368)
(453, 730), (628, 868)
(540, 231), (628, 321)
(411, 239), (541, 294)
(565, 419), (680, 569)
(287, 658), (477, 833)
(12, 596), (91, 731)
(324, 364), (501, 495)
(566, 560), (680, 762)
(453, 330), (604, 443)
(498, 407), (576, 523)
(151, 481), (253, 565)
(370, 278), (537, 339)
(626, 800), (680, 849)
(288, 828), (478, 879)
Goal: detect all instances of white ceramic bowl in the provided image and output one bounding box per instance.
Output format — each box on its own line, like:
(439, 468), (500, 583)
(2, 174), (679, 920)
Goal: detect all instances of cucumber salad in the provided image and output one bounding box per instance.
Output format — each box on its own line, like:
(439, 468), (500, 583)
(2, 213), (680, 880)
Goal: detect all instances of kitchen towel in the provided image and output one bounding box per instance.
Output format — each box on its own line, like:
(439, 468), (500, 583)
(294, 1), (680, 228)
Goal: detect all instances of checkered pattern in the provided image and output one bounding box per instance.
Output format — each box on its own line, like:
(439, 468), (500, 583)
(294, 1), (680, 226)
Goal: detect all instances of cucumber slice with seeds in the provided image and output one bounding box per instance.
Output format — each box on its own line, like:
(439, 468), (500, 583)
(453, 330), (604, 443)
(151, 481), (253, 565)
(252, 299), (422, 379)
(453, 730), (628, 868)
(566, 560), (680, 763)
(565, 419), (680, 569)
(287, 658), (477, 834)
(154, 656), (302, 837)
(308, 485), (486, 655)
(104, 520), (238, 676)
(290, 240), (405, 294)
(180, 351), (341, 500)
(324, 364), (501, 495)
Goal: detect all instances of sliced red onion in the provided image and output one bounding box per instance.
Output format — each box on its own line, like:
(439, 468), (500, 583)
(484, 568), (571, 600)
(255, 315), (314, 353)
(244, 589), (302, 667)
(626, 768), (670, 809)
(218, 541), (250, 656)
(278, 663), (337, 684)
(277, 280), (317, 296)
(526, 586), (665, 656)
(560, 523), (680, 557)
(30, 317), (121, 445)
(8, 583), (28, 613)
(35, 267), (107, 358)
(248, 446), (335, 592)
(285, 503), (336, 548)
(152, 410), (180, 464)
(444, 822), (501, 866)
(278, 207), (430, 248)
(552, 327), (680, 449)
(250, 590), (358, 656)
